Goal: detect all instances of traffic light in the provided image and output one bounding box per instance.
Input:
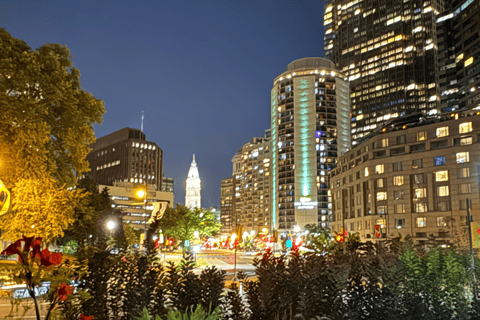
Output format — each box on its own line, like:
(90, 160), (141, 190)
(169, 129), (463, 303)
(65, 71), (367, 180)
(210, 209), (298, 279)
(335, 234), (345, 243)
(140, 233), (145, 245)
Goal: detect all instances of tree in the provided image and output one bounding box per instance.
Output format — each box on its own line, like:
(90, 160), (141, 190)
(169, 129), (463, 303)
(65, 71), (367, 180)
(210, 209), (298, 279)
(1, 173), (86, 242)
(303, 223), (332, 253)
(159, 205), (221, 248)
(0, 28), (105, 241)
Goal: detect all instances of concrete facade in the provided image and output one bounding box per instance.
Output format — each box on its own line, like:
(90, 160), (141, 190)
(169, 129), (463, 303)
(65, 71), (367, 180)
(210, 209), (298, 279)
(330, 112), (480, 245)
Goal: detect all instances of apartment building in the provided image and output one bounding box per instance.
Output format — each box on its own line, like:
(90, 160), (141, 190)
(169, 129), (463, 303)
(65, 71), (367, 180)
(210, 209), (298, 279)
(437, 0), (480, 113)
(271, 57), (350, 231)
(330, 112), (480, 245)
(324, 0), (444, 146)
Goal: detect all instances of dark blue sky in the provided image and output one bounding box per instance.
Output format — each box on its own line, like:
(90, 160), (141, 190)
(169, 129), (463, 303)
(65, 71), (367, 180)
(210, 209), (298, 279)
(3, 0), (326, 207)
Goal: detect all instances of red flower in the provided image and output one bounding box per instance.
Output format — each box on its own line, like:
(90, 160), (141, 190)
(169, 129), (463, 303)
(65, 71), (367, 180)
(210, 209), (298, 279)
(57, 283), (74, 301)
(2, 236), (43, 266)
(36, 249), (62, 267)
(1, 240), (22, 256)
(80, 314), (93, 320)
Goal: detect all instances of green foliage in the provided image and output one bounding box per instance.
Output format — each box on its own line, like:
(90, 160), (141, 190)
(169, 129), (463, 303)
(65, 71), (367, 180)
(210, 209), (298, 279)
(62, 240), (79, 254)
(160, 205), (222, 244)
(0, 28), (104, 242)
(303, 223), (332, 253)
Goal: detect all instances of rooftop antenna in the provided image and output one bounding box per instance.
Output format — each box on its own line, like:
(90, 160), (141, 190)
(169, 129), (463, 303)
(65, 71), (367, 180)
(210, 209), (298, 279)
(141, 111), (144, 132)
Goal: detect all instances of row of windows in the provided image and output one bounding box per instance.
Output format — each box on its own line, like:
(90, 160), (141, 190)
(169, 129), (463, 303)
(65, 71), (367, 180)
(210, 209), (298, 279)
(375, 183), (472, 202)
(132, 142), (156, 150)
(97, 160), (120, 171)
(372, 122), (473, 149)
(376, 168), (470, 187)
(339, 216), (449, 232)
(365, 151), (470, 176)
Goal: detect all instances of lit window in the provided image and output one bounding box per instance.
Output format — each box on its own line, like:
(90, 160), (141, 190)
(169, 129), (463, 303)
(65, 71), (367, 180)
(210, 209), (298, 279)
(465, 57), (473, 67)
(396, 218), (406, 228)
(415, 203), (428, 213)
(434, 156), (446, 166)
(437, 186), (449, 197)
(416, 217), (427, 227)
(376, 192), (387, 201)
(393, 176), (404, 186)
(377, 178), (385, 188)
(381, 138), (389, 147)
(414, 188), (427, 199)
(377, 205), (387, 214)
(437, 217), (447, 227)
(459, 183), (471, 194)
(456, 152), (469, 163)
(436, 126), (449, 137)
(435, 171), (449, 182)
(375, 164), (384, 174)
(396, 204), (406, 214)
(459, 122), (472, 133)
(458, 168), (470, 178)
(416, 131), (427, 141)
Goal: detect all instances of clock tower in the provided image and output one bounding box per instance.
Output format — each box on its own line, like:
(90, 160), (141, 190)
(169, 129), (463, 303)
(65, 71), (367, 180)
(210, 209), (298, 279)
(185, 155), (201, 208)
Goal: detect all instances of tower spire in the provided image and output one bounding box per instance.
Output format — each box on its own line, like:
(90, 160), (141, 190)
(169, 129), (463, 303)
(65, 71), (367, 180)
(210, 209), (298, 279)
(193, 154), (195, 162)
(141, 111), (144, 132)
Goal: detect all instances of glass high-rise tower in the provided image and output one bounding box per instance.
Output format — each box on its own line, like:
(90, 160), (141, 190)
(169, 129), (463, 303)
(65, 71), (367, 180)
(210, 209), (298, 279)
(270, 58), (350, 232)
(325, 0), (445, 146)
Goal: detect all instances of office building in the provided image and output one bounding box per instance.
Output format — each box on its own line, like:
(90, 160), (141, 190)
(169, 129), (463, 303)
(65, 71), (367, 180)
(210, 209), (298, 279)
(185, 155), (201, 208)
(220, 133), (272, 235)
(437, 0), (480, 113)
(237, 137), (272, 234)
(325, 0), (444, 146)
(330, 112), (480, 246)
(87, 128), (163, 191)
(161, 176), (174, 193)
(270, 57), (351, 232)
(220, 177), (238, 236)
(102, 181), (174, 229)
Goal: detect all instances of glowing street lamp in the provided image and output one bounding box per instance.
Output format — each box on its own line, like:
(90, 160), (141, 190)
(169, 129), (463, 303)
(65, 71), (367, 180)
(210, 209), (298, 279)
(106, 220), (116, 237)
(294, 225), (301, 233)
(136, 188), (147, 237)
(194, 230), (199, 239)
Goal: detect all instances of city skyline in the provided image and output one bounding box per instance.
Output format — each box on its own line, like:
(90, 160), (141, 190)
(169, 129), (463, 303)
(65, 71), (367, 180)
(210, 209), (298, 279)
(2, 0), (327, 207)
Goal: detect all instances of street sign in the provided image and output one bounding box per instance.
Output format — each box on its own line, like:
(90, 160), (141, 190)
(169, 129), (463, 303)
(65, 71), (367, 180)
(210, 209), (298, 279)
(286, 239), (292, 248)
(184, 240), (190, 247)
(0, 179), (11, 216)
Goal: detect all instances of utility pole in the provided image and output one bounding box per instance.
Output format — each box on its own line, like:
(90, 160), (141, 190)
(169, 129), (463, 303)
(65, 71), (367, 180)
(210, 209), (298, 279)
(467, 198), (477, 299)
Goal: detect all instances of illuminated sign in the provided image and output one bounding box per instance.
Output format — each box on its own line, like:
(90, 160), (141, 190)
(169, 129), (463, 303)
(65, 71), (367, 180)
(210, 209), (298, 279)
(294, 197), (318, 210)
(0, 179), (11, 216)
(315, 131), (323, 138)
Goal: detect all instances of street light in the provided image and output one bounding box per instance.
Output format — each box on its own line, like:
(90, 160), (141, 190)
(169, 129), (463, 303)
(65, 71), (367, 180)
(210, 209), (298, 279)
(106, 220), (116, 237)
(294, 225), (301, 233)
(136, 188), (147, 240)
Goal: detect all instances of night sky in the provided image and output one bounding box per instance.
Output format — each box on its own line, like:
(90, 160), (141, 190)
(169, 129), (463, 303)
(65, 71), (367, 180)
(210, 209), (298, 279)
(3, 0), (326, 207)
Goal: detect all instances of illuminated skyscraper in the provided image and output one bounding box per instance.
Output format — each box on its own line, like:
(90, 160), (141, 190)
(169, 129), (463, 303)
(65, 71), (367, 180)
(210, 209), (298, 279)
(324, 0), (445, 146)
(271, 58), (350, 231)
(185, 155), (201, 208)
(437, 0), (480, 113)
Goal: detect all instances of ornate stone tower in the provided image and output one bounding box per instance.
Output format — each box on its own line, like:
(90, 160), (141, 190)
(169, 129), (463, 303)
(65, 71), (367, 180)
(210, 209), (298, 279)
(185, 155), (201, 208)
